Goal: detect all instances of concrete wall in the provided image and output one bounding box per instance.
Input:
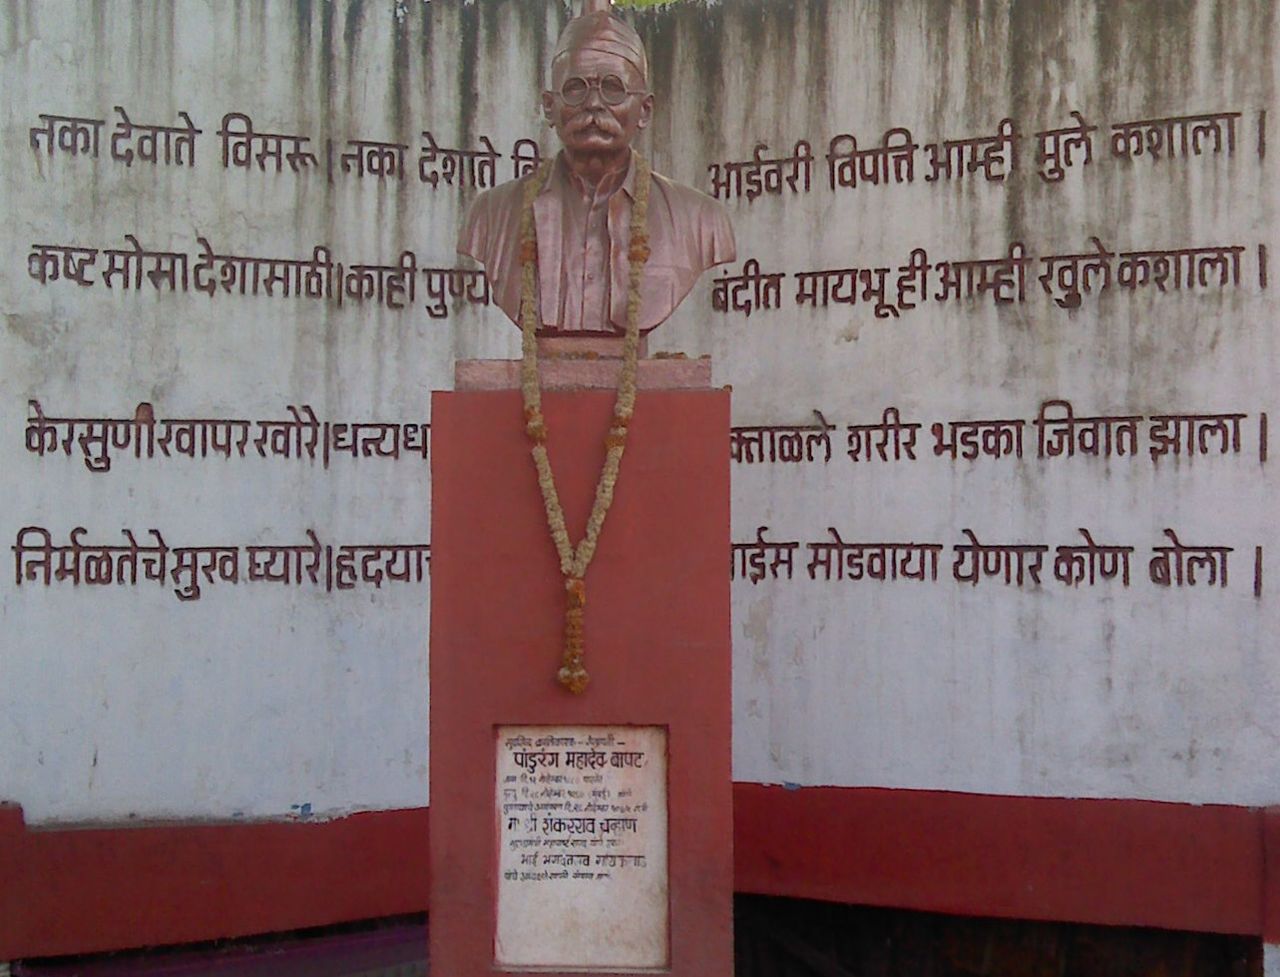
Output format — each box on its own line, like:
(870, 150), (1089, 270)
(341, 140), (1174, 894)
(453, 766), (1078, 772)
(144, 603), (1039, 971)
(0, 0), (1275, 824)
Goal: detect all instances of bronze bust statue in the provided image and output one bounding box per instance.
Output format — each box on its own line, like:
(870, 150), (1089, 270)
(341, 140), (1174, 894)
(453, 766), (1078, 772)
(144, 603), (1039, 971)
(457, 1), (736, 337)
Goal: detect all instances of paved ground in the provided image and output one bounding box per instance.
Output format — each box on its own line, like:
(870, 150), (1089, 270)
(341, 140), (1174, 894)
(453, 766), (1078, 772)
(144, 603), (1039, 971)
(12, 898), (1263, 977)
(13, 918), (428, 977)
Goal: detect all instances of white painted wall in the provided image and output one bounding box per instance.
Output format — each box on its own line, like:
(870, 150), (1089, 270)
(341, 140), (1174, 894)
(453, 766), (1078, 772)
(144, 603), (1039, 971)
(0, 0), (1275, 824)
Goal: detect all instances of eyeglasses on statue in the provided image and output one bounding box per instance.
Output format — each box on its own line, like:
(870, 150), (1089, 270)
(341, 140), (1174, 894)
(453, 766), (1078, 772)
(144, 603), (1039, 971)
(555, 74), (647, 106)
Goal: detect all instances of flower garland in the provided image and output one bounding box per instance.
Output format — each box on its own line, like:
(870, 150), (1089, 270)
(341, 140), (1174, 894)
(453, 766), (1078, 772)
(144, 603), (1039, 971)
(518, 152), (651, 694)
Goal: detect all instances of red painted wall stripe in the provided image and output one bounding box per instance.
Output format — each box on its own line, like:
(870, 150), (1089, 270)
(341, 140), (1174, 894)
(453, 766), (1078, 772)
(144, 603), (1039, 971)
(1264, 806), (1280, 943)
(2, 788), (1275, 961)
(0, 803), (429, 961)
(733, 784), (1264, 938)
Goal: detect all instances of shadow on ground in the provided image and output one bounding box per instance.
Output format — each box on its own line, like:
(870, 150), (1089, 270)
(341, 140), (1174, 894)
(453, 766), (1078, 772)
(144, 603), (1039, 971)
(15, 895), (1262, 977)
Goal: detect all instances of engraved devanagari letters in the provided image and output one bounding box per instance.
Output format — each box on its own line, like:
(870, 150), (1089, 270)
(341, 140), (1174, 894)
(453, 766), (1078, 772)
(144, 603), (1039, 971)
(496, 727), (668, 971)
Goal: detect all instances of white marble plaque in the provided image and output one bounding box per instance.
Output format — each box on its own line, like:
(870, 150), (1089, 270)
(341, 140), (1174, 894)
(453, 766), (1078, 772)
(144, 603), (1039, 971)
(495, 725), (669, 972)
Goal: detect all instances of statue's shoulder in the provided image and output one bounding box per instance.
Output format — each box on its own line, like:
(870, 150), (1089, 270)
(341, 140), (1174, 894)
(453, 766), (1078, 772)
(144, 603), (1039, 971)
(463, 176), (530, 230)
(649, 170), (724, 217)
(648, 170), (736, 267)
(477, 174), (531, 209)
(458, 174), (536, 263)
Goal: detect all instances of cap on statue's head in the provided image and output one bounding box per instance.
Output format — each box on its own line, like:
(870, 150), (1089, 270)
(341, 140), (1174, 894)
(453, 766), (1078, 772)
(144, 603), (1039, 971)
(551, 0), (649, 85)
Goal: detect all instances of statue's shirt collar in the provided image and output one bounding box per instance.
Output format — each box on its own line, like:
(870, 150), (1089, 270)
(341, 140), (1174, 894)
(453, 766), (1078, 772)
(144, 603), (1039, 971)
(547, 150), (636, 204)
(530, 151), (638, 334)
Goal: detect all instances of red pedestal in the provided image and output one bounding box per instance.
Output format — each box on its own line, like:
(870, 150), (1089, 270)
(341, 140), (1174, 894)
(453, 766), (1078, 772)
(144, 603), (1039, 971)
(430, 379), (732, 976)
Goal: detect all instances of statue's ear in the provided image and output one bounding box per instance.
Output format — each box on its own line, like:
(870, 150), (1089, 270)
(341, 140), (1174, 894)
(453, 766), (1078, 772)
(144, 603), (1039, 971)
(636, 92), (655, 130)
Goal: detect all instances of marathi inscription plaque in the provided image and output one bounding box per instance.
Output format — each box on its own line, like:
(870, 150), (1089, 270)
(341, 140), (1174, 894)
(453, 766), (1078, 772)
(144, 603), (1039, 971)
(495, 725), (669, 971)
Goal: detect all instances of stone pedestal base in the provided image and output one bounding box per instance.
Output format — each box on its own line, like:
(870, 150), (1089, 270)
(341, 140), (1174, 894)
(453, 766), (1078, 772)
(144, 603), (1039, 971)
(454, 339), (709, 392)
(429, 360), (732, 976)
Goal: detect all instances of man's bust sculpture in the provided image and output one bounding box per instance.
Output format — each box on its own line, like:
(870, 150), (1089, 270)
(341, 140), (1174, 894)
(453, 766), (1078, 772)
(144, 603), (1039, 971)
(458, 1), (735, 336)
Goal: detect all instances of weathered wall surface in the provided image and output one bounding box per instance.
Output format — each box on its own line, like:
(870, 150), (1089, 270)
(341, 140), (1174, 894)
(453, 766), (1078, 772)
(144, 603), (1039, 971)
(0, 0), (1275, 824)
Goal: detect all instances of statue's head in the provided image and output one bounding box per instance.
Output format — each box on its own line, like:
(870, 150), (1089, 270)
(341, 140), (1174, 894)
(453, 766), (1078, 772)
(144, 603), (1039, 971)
(541, 9), (654, 161)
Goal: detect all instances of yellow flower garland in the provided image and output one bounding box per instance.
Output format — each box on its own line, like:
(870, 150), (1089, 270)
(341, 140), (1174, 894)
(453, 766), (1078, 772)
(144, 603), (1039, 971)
(518, 152), (651, 694)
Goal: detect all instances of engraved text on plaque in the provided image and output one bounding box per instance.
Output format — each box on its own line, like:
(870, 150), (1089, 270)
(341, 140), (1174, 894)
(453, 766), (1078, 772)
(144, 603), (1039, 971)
(495, 725), (669, 971)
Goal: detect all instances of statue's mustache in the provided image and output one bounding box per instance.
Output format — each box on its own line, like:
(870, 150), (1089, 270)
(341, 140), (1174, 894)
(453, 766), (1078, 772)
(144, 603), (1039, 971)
(566, 110), (623, 136)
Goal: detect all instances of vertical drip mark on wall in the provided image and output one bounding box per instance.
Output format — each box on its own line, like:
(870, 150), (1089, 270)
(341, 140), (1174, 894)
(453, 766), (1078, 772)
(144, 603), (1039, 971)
(456, 7), (480, 152)
(1258, 110), (1266, 160)
(1254, 546), (1262, 598)
(319, 1), (335, 156)
(389, 0), (410, 136)
(1259, 412), (1268, 463)
(1259, 244), (1268, 290)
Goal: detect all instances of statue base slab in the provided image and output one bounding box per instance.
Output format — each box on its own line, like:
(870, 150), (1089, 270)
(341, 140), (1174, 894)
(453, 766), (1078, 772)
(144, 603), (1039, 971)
(455, 346), (710, 392)
(429, 369), (732, 976)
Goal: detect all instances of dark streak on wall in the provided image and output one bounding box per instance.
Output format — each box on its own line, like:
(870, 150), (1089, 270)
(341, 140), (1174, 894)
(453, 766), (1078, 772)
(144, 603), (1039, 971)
(633, 10), (674, 159)
(456, 5), (480, 148)
(505, 0), (541, 109)
(318, 0), (335, 134)
(343, 0), (365, 73)
(293, 0), (312, 55)
(418, 1), (435, 126)
(692, 4), (725, 151)
(390, 1), (410, 135)
(804, 0), (832, 140)
(1093, 0), (1196, 118)
(1005, 1), (1038, 251)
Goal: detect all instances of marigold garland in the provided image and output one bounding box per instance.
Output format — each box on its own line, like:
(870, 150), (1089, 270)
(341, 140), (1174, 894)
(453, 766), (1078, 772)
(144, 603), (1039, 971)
(518, 152), (651, 694)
